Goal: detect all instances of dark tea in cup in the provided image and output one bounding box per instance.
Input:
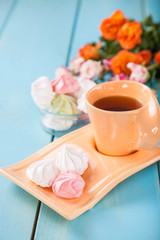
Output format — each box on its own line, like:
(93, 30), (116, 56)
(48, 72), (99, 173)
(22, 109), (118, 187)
(93, 95), (143, 112)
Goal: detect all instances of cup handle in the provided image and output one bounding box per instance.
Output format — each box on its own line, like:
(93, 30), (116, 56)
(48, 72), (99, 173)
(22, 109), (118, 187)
(137, 107), (160, 150)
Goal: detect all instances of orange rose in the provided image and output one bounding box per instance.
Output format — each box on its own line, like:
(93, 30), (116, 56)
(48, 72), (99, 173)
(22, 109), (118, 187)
(154, 51), (160, 64)
(79, 42), (102, 60)
(111, 50), (143, 75)
(117, 21), (142, 49)
(137, 50), (152, 66)
(100, 10), (127, 40)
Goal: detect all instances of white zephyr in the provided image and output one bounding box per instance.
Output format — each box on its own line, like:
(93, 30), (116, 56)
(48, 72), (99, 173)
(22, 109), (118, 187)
(26, 158), (58, 187)
(31, 76), (54, 109)
(77, 93), (88, 113)
(42, 114), (75, 131)
(55, 144), (88, 175)
(42, 107), (76, 131)
(73, 77), (96, 99)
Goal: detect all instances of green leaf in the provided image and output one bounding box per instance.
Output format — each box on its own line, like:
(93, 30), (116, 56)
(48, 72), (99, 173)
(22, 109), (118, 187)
(142, 15), (153, 26)
(150, 69), (156, 82)
(90, 42), (96, 46)
(100, 36), (108, 42)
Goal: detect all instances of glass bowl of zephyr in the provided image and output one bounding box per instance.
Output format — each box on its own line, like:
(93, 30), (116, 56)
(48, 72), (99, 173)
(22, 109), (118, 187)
(31, 75), (95, 137)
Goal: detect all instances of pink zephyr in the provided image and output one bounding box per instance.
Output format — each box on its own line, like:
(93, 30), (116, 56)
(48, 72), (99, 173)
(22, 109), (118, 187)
(52, 171), (85, 199)
(51, 74), (79, 94)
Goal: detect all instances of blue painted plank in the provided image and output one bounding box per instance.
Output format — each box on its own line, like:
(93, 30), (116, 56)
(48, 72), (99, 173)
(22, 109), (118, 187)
(145, 0), (160, 22)
(0, 0), (78, 239)
(0, 0), (14, 31)
(35, 0), (160, 240)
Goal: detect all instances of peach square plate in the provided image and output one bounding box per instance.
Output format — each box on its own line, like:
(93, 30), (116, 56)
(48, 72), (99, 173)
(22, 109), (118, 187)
(0, 124), (160, 220)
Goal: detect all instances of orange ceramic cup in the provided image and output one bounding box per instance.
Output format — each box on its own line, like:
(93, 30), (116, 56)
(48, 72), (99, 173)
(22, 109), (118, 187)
(86, 80), (160, 156)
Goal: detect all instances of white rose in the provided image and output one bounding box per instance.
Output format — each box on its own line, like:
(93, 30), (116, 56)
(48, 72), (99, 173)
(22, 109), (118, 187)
(80, 60), (103, 79)
(77, 93), (87, 113)
(70, 56), (84, 74)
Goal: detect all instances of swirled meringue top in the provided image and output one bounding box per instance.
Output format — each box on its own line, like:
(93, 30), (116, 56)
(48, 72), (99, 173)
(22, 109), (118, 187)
(26, 159), (58, 187)
(52, 171), (85, 199)
(73, 77), (96, 99)
(55, 144), (88, 175)
(51, 94), (80, 115)
(31, 76), (54, 109)
(51, 74), (79, 94)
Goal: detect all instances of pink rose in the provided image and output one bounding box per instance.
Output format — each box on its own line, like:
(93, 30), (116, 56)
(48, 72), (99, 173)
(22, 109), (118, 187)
(70, 56), (84, 73)
(80, 60), (103, 79)
(102, 58), (112, 71)
(52, 171), (85, 199)
(51, 74), (79, 94)
(109, 73), (128, 81)
(55, 66), (72, 78)
(127, 62), (149, 83)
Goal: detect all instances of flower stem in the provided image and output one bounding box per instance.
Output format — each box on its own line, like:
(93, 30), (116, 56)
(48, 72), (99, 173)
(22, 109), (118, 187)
(147, 63), (159, 71)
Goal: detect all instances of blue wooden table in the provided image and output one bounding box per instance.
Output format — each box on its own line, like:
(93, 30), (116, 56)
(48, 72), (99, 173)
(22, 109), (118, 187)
(0, 0), (160, 239)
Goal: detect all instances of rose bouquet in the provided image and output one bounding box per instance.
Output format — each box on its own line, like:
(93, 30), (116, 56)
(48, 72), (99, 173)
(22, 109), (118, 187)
(31, 10), (160, 134)
(79, 10), (160, 86)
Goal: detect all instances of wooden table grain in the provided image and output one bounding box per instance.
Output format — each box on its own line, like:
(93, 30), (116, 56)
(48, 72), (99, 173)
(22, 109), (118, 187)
(0, 1), (160, 240)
